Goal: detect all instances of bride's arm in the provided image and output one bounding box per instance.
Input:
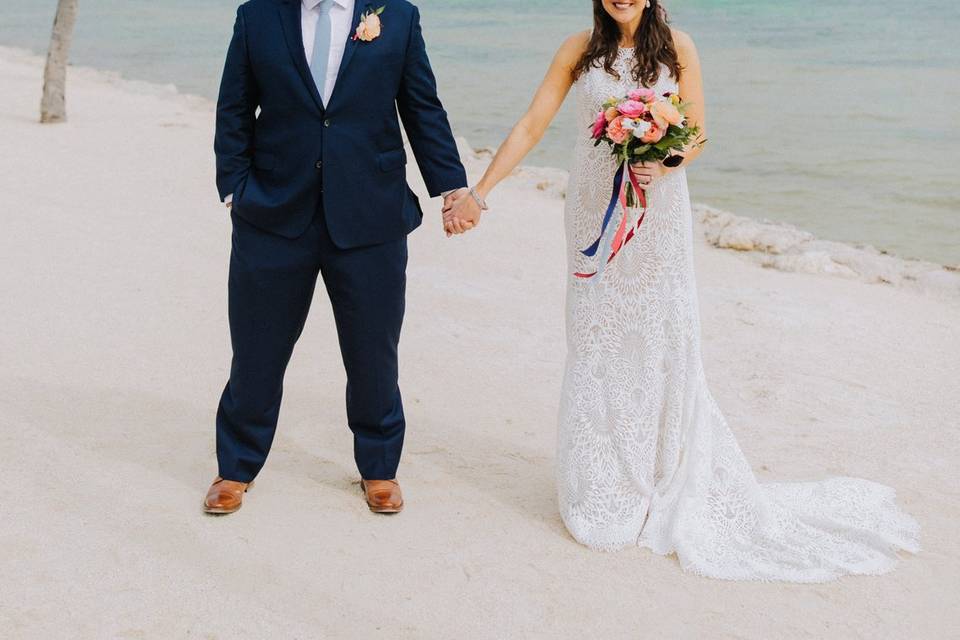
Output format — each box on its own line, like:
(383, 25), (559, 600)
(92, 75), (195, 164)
(443, 32), (588, 234)
(673, 29), (706, 166)
(474, 34), (588, 200)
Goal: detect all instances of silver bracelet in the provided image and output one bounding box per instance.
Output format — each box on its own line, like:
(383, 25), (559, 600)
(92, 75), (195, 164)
(469, 186), (489, 211)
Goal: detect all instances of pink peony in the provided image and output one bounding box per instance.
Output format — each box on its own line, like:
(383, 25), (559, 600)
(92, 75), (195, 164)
(649, 100), (683, 128)
(628, 88), (657, 103)
(617, 100), (646, 118)
(606, 116), (631, 145)
(640, 121), (665, 144)
(591, 110), (607, 139)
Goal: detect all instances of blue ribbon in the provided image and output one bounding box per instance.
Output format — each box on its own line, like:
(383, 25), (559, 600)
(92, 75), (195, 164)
(581, 161), (626, 258)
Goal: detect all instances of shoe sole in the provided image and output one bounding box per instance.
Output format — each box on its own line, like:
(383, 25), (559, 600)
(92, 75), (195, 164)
(203, 505), (241, 515)
(367, 503), (404, 514)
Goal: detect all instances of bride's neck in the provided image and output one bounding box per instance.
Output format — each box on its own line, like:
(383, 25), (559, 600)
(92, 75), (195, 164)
(618, 17), (642, 46)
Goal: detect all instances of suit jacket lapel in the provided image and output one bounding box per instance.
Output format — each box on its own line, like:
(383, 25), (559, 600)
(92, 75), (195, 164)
(327, 0), (367, 108)
(278, 0), (325, 112)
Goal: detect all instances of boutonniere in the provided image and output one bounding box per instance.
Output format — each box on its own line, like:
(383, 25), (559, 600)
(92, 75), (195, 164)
(352, 5), (385, 42)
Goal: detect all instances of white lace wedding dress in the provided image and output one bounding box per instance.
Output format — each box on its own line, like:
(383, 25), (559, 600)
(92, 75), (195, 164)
(557, 49), (920, 582)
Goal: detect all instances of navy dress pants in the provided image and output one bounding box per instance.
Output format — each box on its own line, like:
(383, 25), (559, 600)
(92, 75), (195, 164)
(216, 209), (407, 482)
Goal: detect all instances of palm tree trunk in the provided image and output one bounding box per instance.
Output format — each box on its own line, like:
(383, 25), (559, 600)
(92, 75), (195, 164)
(40, 0), (78, 124)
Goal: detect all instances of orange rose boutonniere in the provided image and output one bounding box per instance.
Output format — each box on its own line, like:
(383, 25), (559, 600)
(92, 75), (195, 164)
(352, 6), (385, 42)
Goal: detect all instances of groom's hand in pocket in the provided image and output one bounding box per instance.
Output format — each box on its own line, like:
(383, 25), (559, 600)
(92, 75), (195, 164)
(442, 188), (480, 237)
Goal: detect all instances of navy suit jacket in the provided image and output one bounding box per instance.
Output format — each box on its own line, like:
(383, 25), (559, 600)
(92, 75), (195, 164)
(215, 0), (467, 246)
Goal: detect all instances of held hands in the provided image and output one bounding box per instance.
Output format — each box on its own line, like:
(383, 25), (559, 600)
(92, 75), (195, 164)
(442, 187), (482, 237)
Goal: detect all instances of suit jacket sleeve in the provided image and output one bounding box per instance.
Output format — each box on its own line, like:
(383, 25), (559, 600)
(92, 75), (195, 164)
(214, 6), (260, 202)
(396, 7), (467, 198)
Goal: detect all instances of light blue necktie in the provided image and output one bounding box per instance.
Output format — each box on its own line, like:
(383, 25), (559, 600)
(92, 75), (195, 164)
(310, 0), (333, 101)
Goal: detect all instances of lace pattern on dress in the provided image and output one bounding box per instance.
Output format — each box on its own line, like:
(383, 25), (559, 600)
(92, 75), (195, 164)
(556, 50), (919, 581)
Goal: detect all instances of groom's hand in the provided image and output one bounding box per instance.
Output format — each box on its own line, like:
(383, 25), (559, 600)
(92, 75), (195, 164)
(441, 187), (468, 211)
(442, 188), (475, 237)
(442, 189), (481, 237)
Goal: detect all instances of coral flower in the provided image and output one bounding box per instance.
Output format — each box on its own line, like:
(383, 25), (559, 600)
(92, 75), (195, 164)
(641, 121), (665, 143)
(604, 106), (619, 122)
(606, 116), (630, 144)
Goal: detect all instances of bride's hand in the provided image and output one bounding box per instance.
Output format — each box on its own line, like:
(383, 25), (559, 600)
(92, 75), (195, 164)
(630, 161), (670, 190)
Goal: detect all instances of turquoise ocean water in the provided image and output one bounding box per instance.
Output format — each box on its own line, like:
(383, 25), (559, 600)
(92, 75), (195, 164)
(2, 1), (958, 263)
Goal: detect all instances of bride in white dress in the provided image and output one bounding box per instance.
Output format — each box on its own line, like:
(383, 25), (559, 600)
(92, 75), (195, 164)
(442, 0), (919, 582)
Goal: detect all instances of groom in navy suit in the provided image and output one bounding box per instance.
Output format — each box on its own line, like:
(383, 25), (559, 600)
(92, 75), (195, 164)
(204, 0), (467, 514)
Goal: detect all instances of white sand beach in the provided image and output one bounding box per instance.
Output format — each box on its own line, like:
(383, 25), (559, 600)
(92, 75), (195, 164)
(1, 47), (958, 638)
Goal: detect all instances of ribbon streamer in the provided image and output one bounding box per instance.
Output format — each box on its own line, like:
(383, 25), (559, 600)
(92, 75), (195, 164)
(580, 162), (625, 258)
(574, 161), (649, 279)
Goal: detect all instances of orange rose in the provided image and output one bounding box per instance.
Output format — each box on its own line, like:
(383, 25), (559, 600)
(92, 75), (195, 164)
(649, 100), (682, 128)
(641, 121), (664, 143)
(604, 106), (619, 122)
(606, 116), (630, 144)
(363, 13), (381, 40)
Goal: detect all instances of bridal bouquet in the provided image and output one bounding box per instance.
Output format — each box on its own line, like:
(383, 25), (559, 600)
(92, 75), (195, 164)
(577, 89), (703, 279)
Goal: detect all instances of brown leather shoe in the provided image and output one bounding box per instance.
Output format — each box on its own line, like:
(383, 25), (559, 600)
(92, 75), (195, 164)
(361, 479), (404, 513)
(203, 477), (253, 514)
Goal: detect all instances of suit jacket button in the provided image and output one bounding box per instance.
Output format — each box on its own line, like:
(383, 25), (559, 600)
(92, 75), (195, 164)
(323, 119), (331, 127)
(315, 161), (323, 169)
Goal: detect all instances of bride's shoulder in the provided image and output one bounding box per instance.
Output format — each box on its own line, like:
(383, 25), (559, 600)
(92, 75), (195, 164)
(555, 30), (591, 64)
(560, 30), (591, 55)
(669, 28), (700, 71)
(670, 28), (697, 55)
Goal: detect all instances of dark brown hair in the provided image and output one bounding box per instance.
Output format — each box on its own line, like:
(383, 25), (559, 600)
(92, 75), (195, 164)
(573, 0), (682, 86)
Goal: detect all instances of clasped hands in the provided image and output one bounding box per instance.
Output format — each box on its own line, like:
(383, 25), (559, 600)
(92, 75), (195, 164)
(441, 187), (482, 237)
